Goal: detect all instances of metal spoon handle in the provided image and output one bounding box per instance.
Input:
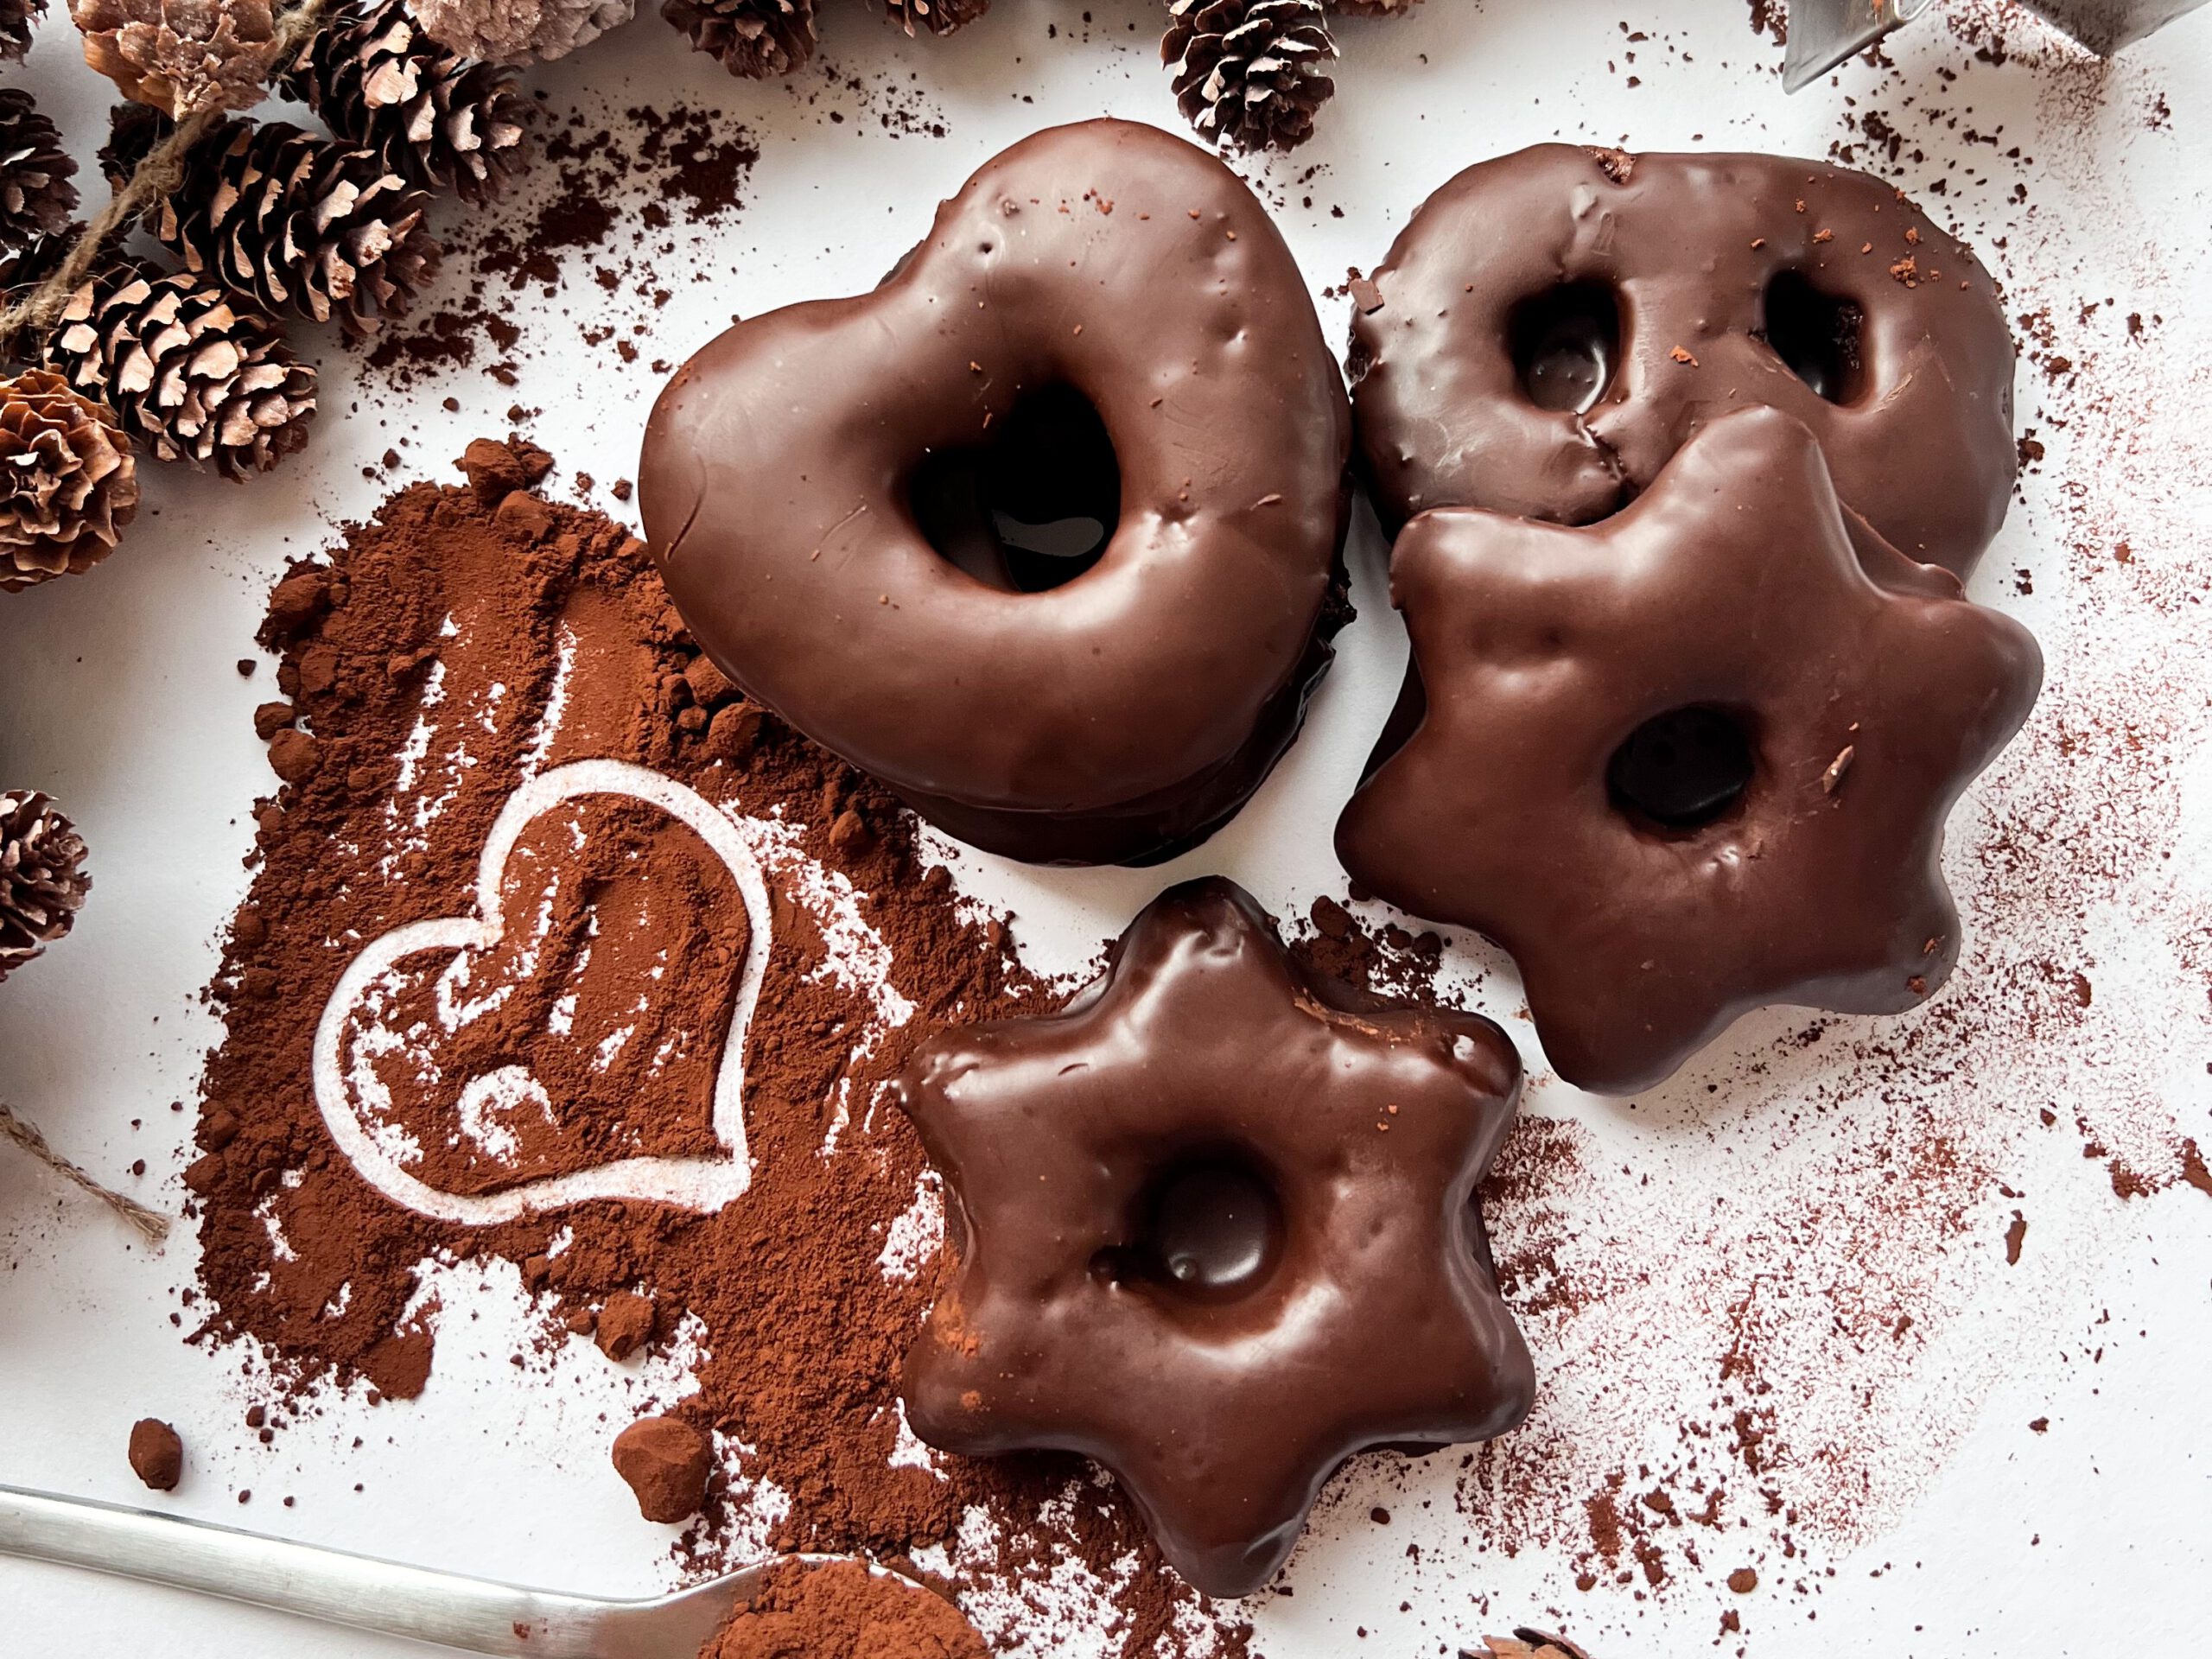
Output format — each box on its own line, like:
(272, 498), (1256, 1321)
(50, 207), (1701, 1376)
(0, 1484), (601, 1656)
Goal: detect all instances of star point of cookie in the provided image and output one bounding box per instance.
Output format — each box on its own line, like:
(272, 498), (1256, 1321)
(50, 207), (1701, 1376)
(1337, 405), (2044, 1096)
(892, 878), (1535, 1599)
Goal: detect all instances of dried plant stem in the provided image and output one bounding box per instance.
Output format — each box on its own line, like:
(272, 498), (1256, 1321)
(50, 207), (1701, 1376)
(0, 1100), (170, 1245)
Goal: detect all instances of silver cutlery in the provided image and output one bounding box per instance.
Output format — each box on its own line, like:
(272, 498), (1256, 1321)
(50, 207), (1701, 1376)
(0, 1483), (827, 1658)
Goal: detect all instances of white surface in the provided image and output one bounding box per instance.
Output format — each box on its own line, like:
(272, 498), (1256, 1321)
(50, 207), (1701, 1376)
(3, 3), (2209, 1656)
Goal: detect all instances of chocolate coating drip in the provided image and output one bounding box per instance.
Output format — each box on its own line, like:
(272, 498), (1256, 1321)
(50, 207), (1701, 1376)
(895, 879), (1534, 1598)
(1349, 146), (2018, 575)
(639, 120), (1352, 866)
(1337, 408), (2044, 1096)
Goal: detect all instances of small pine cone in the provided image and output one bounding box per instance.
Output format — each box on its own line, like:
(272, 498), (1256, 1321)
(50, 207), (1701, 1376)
(283, 1), (527, 203)
(883, 0), (986, 36)
(410, 0), (635, 64)
(1, 0), (48, 65)
(108, 106), (441, 338)
(1163, 0), (1337, 154)
(0, 89), (79, 252)
(0, 368), (137, 593)
(663, 0), (816, 78)
(39, 253), (317, 480)
(0, 791), (91, 984)
(67, 0), (283, 119)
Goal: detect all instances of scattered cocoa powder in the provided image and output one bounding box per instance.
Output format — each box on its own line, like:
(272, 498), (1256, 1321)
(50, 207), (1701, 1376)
(182, 449), (1242, 1656)
(699, 1559), (987, 1659)
(128, 1419), (182, 1491)
(363, 103), (761, 393)
(2179, 1139), (2211, 1199)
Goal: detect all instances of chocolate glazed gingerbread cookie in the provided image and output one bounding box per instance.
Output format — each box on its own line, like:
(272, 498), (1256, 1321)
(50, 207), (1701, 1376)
(1349, 145), (2018, 575)
(640, 120), (1351, 867)
(894, 879), (1534, 1598)
(1337, 407), (2044, 1096)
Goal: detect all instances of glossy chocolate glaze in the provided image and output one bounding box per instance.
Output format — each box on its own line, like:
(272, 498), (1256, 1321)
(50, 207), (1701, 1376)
(1349, 145), (2018, 575)
(639, 120), (1351, 866)
(893, 879), (1534, 1598)
(1337, 408), (2044, 1096)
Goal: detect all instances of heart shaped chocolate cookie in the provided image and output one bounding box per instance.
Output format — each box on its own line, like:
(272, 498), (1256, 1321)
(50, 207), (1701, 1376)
(640, 118), (1352, 867)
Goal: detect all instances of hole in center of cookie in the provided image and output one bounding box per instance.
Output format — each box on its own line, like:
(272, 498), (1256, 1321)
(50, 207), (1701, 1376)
(1761, 271), (1866, 404)
(909, 385), (1121, 593)
(1510, 283), (1620, 415)
(1607, 707), (1756, 831)
(1137, 1156), (1283, 1301)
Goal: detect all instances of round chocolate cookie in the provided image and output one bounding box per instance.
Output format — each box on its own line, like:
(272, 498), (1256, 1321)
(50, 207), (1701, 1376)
(639, 120), (1351, 866)
(1348, 145), (2018, 575)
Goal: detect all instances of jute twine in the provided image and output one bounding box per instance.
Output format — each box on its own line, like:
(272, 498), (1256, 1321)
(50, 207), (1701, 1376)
(0, 0), (331, 357)
(1, 1100), (169, 1244)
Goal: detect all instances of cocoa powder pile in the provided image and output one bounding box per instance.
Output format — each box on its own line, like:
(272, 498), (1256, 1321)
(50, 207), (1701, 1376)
(183, 445), (1246, 1654)
(701, 1560), (988, 1659)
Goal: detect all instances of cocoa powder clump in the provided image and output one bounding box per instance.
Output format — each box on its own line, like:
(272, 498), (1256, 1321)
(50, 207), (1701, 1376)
(128, 1419), (183, 1491)
(594, 1290), (655, 1362)
(613, 1415), (713, 1523)
(459, 437), (529, 504)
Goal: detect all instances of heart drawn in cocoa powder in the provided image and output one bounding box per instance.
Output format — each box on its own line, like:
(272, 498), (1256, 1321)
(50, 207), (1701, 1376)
(312, 760), (772, 1225)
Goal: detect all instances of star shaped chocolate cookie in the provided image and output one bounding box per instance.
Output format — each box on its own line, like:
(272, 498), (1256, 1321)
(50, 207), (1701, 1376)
(1337, 405), (2044, 1096)
(893, 878), (1534, 1599)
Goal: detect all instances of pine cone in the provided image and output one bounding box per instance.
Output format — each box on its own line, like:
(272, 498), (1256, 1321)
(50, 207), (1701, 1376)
(0, 791), (90, 984)
(1163, 0), (1337, 154)
(883, 0), (986, 36)
(35, 251), (318, 480)
(663, 0), (815, 78)
(0, 369), (137, 593)
(108, 106), (440, 338)
(283, 1), (526, 203)
(68, 0), (283, 118)
(410, 0), (635, 64)
(1, 0), (48, 65)
(0, 89), (79, 253)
